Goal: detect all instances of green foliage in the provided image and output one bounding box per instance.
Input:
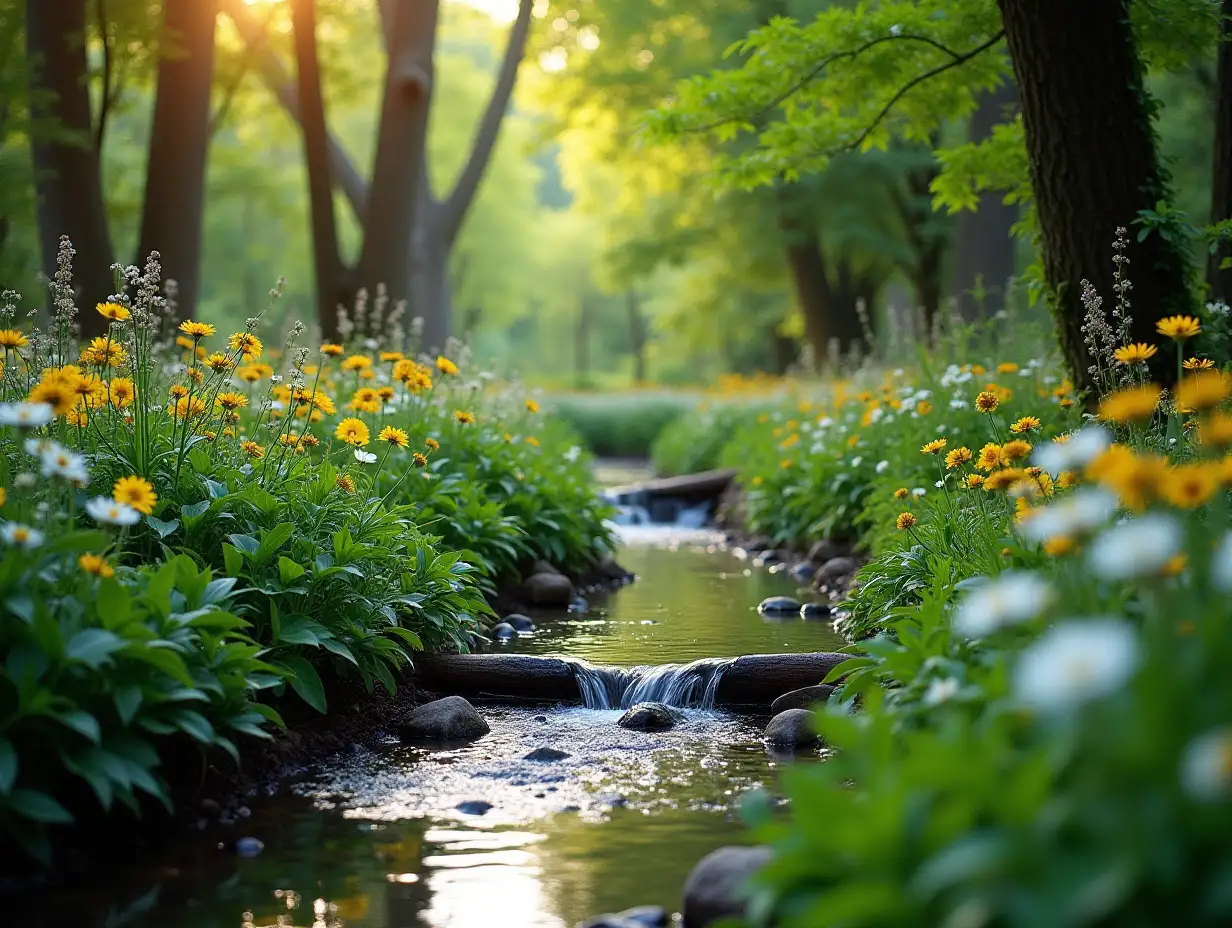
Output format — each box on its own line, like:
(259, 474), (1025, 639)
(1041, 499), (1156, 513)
(550, 391), (693, 458)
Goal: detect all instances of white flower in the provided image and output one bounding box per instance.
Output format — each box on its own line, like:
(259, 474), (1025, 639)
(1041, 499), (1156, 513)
(911, 487), (926, 498)
(953, 572), (1054, 637)
(14, 473), (36, 489)
(0, 402), (54, 429)
(875, 460), (889, 474)
(934, 480), (944, 489)
(1, 522), (44, 549)
(923, 677), (960, 706)
(950, 399), (970, 410)
(1014, 619), (1138, 711)
(24, 437), (55, 458)
(1213, 533), (1232, 592)
(40, 445), (90, 484)
(1087, 514), (1182, 579)
(86, 496), (141, 526)
(850, 456), (863, 468)
(868, 407), (885, 424)
(564, 445), (581, 463)
(1033, 426), (1110, 474)
(1018, 368), (1032, 377)
(1018, 489), (1118, 543)
(1206, 300), (1230, 317)
(1181, 728), (1232, 801)
(817, 416), (833, 428)
(354, 449), (378, 464)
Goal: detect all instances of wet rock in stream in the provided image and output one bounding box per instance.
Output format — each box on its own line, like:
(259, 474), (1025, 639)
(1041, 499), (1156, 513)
(757, 595), (801, 615)
(525, 571), (575, 606)
(583, 904), (670, 928)
(490, 622), (518, 639)
(397, 696), (490, 742)
(523, 746), (571, 762)
(618, 702), (677, 731)
(764, 708), (821, 749)
(770, 684), (835, 714)
(799, 601), (832, 619)
(505, 613), (535, 632)
(683, 845), (773, 928)
(455, 800), (493, 816)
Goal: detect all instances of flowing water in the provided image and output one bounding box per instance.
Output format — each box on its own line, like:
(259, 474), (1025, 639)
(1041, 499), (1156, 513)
(17, 529), (843, 927)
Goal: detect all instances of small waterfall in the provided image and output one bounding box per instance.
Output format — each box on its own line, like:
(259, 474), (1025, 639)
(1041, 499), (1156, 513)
(566, 657), (734, 710)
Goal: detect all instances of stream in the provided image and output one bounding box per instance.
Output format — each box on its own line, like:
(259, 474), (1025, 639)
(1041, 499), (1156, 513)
(18, 530), (843, 928)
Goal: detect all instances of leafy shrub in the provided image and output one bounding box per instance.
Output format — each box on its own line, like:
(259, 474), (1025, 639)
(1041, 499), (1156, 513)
(550, 391), (694, 458)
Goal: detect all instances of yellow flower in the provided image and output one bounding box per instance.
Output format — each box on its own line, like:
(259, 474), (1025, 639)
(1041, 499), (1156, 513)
(66, 407), (88, 428)
(109, 377), (135, 408)
(114, 475), (157, 515)
(526, 399), (540, 414)
(170, 396), (206, 419)
(1184, 357), (1215, 371)
(425, 438), (440, 452)
(0, 329), (29, 350)
(1160, 554), (1188, 577)
(380, 351), (405, 362)
(984, 468), (1026, 492)
(279, 433), (307, 453)
(1059, 397), (1075, 409)
(0, 488), (5, 506)
(377, 386), (396, 401)
(378, 425), (410, 448)
(975, 391), (1000, 413)
(1113, 343), (1158, 365)
(28, 380), (75, 416)
(1009, 416), (1041, 434)
(895, 512), (917, 531)
(236, 365), (262, 383)
(412, 452), (428, 468)
(970, 364), (986, 376)
(1156, 315), (1201, 340)
(894, 487), (909, 499)
(525, 435), (540, 447)
(436, 355), (459, 375)
(96, 302), (130, 322)
(341, 354), (372, 372)
(336, 474), (356, 493)
(780, 433), (800, 449)
(1199, 412), (1232, 448)
(1057, 471), (1079, 489)
(241, 440), (265, 459)
(944, 447), (972, 469)
(186, 367), (204, 384)
(72, 373), (108, 408)
(997, 362), (1019, 374)
(920, 438), (947, 455)
(455, 410), (475, 425)
(78, 553), (115, 578)
(81, 336), (126, 368)
(348, 387), (382, 414)
(335, 417), (370, 446)
(169, 383), (190, 399)
(1043, 536), (1076, 557)
(320, 343), (344, 357)
(1174, 370), (1231, 413)
(1086, 445), (1168, 510)
(916, 400), (933, 415)
(228, 332), (263, 360)
(215, 391), (248, 411)
(1098, 383), (1162, 423)
(175, 336), (195, 350)
(1162, 462), (1221, 509)
(179, 320), (215, 339)
(1001, 439), (1032, 462)
(977, 443), (1003, 472)
(204, 352), (232, 372)
(966, 474), (985, 489)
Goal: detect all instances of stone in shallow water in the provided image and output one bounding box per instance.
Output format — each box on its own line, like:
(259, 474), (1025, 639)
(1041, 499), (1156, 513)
(525, 571), (575, 606)
(799, 601), (832, 620)
(523, 746), (571, 762)
(787, 561), (815, 583)
(682, 845), (773, 927)
(490, 622), (518, 639)
(770, 684), (835, 715)
(582, 906), (669, 928)
(817, 555), (861, 584)
(397, 696), (490, 742)
(234, 836), (264, 857)
(505, 613), (535, 632)
(618, 702), (677, 731)
(757, 595), (801, 614)
(763, 708), (821, 748)
(455, 800), (493, 816)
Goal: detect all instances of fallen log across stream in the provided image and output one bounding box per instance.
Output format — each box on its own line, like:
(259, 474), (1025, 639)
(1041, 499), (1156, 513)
(414, 651), (850, 708)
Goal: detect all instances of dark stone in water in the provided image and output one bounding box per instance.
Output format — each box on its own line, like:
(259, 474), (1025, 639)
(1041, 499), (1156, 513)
(807, 538), (849, 566)
(751, 550), (782, 568)
(525, 571), (575, 606)
(397, 696), (490, 742)
(456, 800), (493, 816)
(787, 562), (815, 583)
(758, 596), (801, 615)
(799, 602), (832, 620)
(505, 613), (535, 632)
(817, 555), (861, 584)
(234, 837), (264, 857)
(569, 596), (590, 614)
(523, 746), (571, 762)
(582, 906), (669, 928)
(618, 702), (677, 731)
(771, 684), (835, 715)
(490, 622), (517, 639)
(764, 708), (821, 748)
(683, 846), (772, 927)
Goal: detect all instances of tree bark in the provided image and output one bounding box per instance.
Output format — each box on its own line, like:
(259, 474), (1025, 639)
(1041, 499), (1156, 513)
(291, 0), (347, 339)
(26, 0), (114, 338)
(137, 0), (218, 322)
(356, 0), (439, 327)
(1208, 0), (1232, 305)
(997, 0), (1196, 390)
(409, 229), (451, 354)
(951, 82), (1020, 320)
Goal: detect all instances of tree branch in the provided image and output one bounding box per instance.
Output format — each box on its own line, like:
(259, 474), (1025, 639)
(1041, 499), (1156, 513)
(438, 0), (533, 245)
(219, 0), (369, 225)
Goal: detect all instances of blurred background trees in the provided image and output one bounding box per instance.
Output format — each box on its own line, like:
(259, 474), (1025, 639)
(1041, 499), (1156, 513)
(0, 0), (1227, 386)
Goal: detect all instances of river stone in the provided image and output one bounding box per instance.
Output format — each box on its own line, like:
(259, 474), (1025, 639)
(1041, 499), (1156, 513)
(799, 602), (832, 620)
(787, 561), (815, 583)
(234, 836), (264, 857)
(569, 596), (590, 614)
(490, 622), (517, 639)
(807, 538), (849, 565)
(582, 906), (669, 928)
(525, 571), (575, 606)
(596, 557), (631, 583)
(758, 595), (802, 615)
(764, 708), (821, 748)
(523, 746), (571, 762)
(505, 613), (535, 632)
(455, 800), (493, 816)
(682, 845), (773, 928)
(618, 702), (676, 731)
(397, 696), (490, 742)
(751, 550), (783, 568)
(770, 684), (835, 715)
(816, 555), (861, 584)
(532, 559), (563, 576)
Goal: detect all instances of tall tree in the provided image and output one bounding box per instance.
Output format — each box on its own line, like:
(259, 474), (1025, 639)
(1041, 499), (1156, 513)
(26, 0), (115, 337)
(137, 0), (219, 321)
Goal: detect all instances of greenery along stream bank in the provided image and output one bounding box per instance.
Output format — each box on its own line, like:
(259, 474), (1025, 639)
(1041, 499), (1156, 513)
(0, 249), (617, 867)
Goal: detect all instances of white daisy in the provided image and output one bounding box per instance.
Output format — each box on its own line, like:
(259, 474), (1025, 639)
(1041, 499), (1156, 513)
(1087, 514), (1182, 579)
(40, 445), (90, 484)
(953, 571), (1054, 637)
(1017, 489), (1118, 543)
(1033, 426), (1111, 474)
(0, 402), (54, 429)
(354, 449), (378, 464)
(85, 496), (141, 526)
(1014, 619), (1138, 711)
(1, 522), (44, 549)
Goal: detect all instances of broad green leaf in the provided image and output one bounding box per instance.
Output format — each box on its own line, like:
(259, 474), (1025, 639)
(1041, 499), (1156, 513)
(278, 556), (306, 584)
(146, 516), (181, 539)
(222, 543), (244, 576)
(280, 656), (327, 713)
(56, 710), (102, 744)
(9, 789), (73, 824)
(65, 629), (124, 668)
(0, 738), (17, 793)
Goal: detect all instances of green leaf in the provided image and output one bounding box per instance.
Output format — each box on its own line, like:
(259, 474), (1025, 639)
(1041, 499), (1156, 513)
(0, 738), (17, 793)
(169, 710), (216, 745)
(125, 645), (195, 687)
(276, 614), (326, 647)
(206, 478), (230, 499)
(96, 578), (132, 627)
(114, 685), (143, 726)
(9, 789), (73, 824)
(65, 629), (124, 668)
(43, 530), (111, 556)
(146, 516), (181, 539)
(182, 500), (210, 520)
(56, 710), (102, 744)
(278, 556), (306, 584)
(255, 523), (296, 566)
(222, 543), (244, 576)
(280, 656), (327, 713)
(227, 534), (260, 556)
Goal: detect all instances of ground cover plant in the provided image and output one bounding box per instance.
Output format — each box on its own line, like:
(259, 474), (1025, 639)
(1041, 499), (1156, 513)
(0, 244), (614, 861)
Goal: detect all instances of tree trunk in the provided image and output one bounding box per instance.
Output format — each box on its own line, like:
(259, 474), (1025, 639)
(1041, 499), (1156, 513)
(291, 0), (344, 339)
(997, 0), (1196, 390)
(951, 82), (1020, 320)
(1208, 0), (1232, 305)
(356, 0), (438, 320)
(915, 240), (946, 336)
(26, 0), (114, 338)
(626, 290), (648, 382)
(137, 0), (218, 322)
(410, 207), (451, 353)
